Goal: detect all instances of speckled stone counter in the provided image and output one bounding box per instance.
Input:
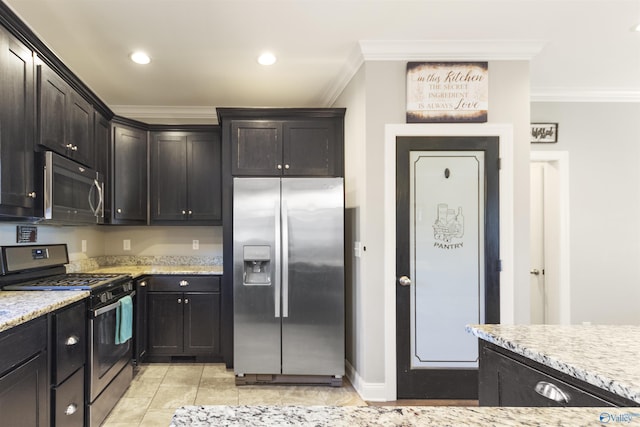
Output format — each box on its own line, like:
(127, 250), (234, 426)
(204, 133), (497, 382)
(67, 255), (223, 276)
(171, 405), (640, 426)
(467, 324), (640, 405)
(0, 290), (88, 333)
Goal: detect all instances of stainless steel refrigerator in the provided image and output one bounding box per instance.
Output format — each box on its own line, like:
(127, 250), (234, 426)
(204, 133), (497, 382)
(233, 177), (344, 384)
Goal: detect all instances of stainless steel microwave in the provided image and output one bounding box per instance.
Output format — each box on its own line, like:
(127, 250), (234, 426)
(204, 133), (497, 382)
(39, 151), (104, 224)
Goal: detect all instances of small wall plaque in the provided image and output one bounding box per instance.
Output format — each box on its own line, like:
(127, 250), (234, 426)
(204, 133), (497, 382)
(530, 123), (558, 143)
(17, 225), (37, 243)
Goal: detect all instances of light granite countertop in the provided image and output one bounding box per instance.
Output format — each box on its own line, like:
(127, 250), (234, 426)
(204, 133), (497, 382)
(0, 290), (88, 333)
(171, 405), (640, 426)
(467, 324), (640, 405)
(85, 265), (222, 276)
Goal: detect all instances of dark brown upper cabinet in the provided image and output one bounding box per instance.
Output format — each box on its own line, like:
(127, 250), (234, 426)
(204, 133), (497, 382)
(111, 121), (147, 224)
(37, 61), (94, 168)
(219, 108), (345, 177)
(150, 128), (222, 225)
(0, 25), (37, 218)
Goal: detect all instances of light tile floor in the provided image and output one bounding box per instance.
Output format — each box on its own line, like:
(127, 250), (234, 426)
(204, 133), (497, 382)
(102, 363), (366, 426)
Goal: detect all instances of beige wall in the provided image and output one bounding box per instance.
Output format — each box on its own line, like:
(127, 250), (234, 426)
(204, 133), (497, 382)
(0, 224), (223, 261)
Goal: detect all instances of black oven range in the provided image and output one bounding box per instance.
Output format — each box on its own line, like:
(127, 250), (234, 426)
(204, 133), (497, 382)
(0, 244), (134, 427)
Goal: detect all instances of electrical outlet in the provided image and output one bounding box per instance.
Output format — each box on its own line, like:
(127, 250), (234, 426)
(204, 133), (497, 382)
(123, 239), (131, 251)
(81, 240), (87, 253)
(192, 240), (199, 250)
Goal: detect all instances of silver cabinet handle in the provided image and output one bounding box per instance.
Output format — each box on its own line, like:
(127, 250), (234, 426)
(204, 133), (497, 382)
(182, 210), (186, 215)
(65, 403), (78, 416)
(117, 208), (122, 213)
(184, 298), (189, 304)
(178, 298), (182, 303)
(534, 381), (570, 404)
(65, 143), (74, 149)
(27, 191), (37, 199)
(284, 164), (290, 169)
(277, 164), (282, 170)
(398, 276), (412, 286)
(139, 281), (147, 287)
(65, 335), (79, 346)
(188, 210), (192, 215)
(179, 280), (189, 287)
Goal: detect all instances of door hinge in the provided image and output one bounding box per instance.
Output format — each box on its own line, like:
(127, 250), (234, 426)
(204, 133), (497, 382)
(497, 259), (503, 272)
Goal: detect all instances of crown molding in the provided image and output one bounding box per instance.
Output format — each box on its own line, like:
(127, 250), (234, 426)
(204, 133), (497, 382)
(358, 39), (547, 61)
(110, 105), (218, 123)
(531, 88), (640, 103)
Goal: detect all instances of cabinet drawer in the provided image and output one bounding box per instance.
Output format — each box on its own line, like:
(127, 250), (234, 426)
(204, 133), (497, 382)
(53, 366), (84, 427)
(53, 301), (87, 384)
(148, 275), (220, 292)
(0, 317), (47, 376)
(483, 346), (615, 407)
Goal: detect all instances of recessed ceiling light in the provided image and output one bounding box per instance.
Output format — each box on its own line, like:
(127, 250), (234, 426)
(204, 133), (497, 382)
(130, 51), (151, 65)
(258, 52), (276, 66)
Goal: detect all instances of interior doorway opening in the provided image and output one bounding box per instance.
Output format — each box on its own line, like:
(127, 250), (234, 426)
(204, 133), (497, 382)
(529, 151), (570, 324)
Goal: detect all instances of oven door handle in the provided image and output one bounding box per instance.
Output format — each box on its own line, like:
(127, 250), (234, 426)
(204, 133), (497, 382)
(92, 291), (135, 318)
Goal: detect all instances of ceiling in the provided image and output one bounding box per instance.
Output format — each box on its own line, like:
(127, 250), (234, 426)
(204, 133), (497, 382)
(4, 0), (640, 123)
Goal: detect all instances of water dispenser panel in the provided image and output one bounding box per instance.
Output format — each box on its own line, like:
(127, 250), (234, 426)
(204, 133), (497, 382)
(243, 245), (271, 285)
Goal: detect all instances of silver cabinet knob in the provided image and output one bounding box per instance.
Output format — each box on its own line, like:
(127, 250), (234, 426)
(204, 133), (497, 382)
(27, 192), (36, 199)
(65, 143), (74, 149)
(398, 276), (412, 287)
(534, 381), (570, 404)
(179, 280), (189, 287)
(65, 403), (78, 416)
(139, 281), (147, 287)
(65, 335), (79, 346)
(284, 164), (290, 169)
(184, 298), (189, 304)
(188, 210), (192, 215)
(117, 208), (122, 213)
(177, 298), (182, 303)
(277, 164), (282, 170)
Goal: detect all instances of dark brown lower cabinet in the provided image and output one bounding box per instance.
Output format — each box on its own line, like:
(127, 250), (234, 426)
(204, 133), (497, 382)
(0, 318), (49, 427)
(145, 276), (221, 361)
(479, 341), (639, 407)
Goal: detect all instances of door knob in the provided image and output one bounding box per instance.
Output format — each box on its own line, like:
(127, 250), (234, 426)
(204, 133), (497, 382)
(530, 269), (540, 275)
(398, 276), (412, 286)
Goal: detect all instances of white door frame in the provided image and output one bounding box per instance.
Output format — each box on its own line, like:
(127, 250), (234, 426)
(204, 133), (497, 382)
(530, 150), (571, 325)
(383, 123), (514, 401)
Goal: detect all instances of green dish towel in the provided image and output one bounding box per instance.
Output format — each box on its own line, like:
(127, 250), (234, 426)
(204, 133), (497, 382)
(115, 295), (133, 345)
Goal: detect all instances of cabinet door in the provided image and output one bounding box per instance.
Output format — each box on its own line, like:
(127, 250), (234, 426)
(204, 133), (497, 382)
(150, 133), (187, 221)
(183, 292), (220, 355)
(0, 352), (49, 427)
(148, 292), (183, 355)
(282, 119), (339, 176)
(52, 301), (86, 385)
(0, 28), (36, 215)
(38, 63), (68, 154)
(67, 90), (94, 167)
(231, 121), (282, 176)
(187, 132), (221, 222)
(113, 124), (147, 223)
(134, 278), (149, 363)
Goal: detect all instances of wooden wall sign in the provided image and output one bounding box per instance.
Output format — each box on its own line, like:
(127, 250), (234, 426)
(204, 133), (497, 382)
(406, 62), (488, 123)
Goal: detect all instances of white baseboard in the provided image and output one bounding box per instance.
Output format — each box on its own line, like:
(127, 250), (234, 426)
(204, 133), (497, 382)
(345, 360), (390, 402)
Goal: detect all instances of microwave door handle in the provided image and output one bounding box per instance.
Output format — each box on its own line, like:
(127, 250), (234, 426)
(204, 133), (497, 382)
(88, 179), (103, 217)
(94, 179), (104, 217)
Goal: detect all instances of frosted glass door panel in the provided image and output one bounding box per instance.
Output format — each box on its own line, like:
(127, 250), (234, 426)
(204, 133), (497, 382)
(410, 151), (485, 369)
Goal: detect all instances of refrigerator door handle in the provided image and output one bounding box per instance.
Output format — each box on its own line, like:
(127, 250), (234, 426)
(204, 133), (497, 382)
(274, 201), (281, 318)
(282, 200), (289, 318)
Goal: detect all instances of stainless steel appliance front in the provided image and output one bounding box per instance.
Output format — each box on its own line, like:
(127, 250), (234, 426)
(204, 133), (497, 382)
(41, 151), (104, 224)
(233, 177), (345, 379)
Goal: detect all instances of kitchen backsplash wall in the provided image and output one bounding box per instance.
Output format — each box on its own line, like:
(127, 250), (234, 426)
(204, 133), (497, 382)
(101, 226), (222, 257)
(0, 223), (105, 260)
(0, 224), (223, 261)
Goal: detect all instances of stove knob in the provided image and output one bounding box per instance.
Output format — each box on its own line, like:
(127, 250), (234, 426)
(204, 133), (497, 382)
(100, 294), (107, 303)
(107, 291), (113, 300)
